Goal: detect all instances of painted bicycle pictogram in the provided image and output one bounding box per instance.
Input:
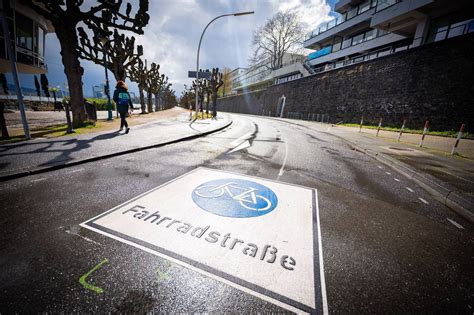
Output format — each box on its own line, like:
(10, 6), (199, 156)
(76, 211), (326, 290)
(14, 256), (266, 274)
(194, 182), (272, 211)
(192, 178), (278, 218)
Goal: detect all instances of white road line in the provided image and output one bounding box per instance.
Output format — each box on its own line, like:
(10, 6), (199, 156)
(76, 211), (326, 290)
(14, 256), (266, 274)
(406, 187), (414, 193)
(377, 166), (383, 169)
(385, 172), (391, 175)
(230, 132), (253, 147)
(278, 138), (289, 178)
(30, 178), (46, 183)
(228, 140), (251, 154)
(418, 197), (429, 205)
(447, 218), (464, 229)
(394, 178), (400, 182)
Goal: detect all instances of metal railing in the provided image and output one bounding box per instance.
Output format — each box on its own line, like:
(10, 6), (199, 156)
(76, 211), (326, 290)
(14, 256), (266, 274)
(308, 28), (390, 61)
(287, 112), (330, 123)
(375, 0), (402, 12)
(305, 0), (379, 41)
(309, 19), (474, 74)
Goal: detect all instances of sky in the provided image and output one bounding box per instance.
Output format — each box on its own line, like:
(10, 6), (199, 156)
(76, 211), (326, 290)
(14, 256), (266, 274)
(19, 0), (337, 98)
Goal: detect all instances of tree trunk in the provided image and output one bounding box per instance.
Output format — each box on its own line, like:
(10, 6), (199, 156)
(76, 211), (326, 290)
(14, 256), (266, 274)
(146, 91), (153, 113)
(56, 22), (87, 128)
(0, 102), (9, 139)
(112, 63), (126, 82)
(212, 91), (217, 118)
(206, 93), (210, 115)
(154, 93), (159, 111)
(139, 85), (146, 114)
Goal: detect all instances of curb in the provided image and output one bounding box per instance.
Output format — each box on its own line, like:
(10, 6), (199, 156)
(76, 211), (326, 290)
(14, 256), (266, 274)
(342, 137), (474, 224)
(0, 120), (233, 183)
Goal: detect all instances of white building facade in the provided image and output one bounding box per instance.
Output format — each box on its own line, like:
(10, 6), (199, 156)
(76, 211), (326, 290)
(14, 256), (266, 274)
(304, 0), (474, 73)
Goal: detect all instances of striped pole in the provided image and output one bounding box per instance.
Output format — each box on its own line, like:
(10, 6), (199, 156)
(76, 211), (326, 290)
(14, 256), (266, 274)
(359, 116), (363, 132)
(451, 123), (465, 155)
(419, 120), (429, 147)
(397, 119), (406, 141)
(376, 118), (383, 137)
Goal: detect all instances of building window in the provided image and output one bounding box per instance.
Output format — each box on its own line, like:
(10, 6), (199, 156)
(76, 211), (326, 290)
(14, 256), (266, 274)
(15, 12), (34, 51)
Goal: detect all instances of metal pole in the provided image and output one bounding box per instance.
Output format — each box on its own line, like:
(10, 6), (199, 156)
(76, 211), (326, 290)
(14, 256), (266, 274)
(397, 119), (406, 141)
(419, 120), (429, 147)
(103, 49), (113, 120)
(195, 11), (253, 121)
(451, 123), (465, 155)
(376, 118), (383, 137)
(0, 0), (30, 139)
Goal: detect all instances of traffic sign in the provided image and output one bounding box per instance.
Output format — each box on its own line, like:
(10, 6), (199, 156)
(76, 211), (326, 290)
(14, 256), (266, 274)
(81, 168), (327, 314)
(188, 70), (211, 79)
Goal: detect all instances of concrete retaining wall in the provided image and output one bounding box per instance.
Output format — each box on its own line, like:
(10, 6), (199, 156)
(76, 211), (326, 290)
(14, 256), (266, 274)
(217, 33), (474, 132)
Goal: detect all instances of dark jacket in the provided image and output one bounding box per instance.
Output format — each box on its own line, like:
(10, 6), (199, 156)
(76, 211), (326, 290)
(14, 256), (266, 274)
(113, 87), (133, 114)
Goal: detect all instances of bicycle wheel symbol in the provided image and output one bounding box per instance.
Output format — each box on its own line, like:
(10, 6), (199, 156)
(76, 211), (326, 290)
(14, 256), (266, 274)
(192, 179), (278, 218)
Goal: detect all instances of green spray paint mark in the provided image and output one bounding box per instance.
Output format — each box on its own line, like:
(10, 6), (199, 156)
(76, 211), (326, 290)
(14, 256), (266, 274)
(155, 268), (170, 283)
(79, 259), (108, 294)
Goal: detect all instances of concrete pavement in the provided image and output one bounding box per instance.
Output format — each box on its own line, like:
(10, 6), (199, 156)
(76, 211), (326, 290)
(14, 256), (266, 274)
(0, 108), (232, 181)
(271, 117), (474, 222)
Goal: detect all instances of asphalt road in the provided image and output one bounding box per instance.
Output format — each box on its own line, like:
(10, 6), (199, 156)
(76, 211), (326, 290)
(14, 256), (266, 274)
(1, 114), (473, 313)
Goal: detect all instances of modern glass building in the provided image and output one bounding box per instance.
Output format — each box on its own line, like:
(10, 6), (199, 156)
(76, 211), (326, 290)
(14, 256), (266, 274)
(304, 0), (474, 73)
(0, 0), (53, 75)
(231, 53), (309, 94)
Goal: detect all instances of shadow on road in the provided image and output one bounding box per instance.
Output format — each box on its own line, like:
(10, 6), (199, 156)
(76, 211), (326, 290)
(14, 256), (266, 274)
(0, 131), (121, 171)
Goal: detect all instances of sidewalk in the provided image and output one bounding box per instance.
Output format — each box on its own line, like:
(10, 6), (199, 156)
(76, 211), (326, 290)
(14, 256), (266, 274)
(0, 108), (231, 181)
(275, 118), (474, 222)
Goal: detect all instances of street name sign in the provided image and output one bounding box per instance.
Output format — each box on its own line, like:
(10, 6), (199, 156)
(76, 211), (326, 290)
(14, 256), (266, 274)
(188, 70), (211, 79)
(81, 168), (327, 314)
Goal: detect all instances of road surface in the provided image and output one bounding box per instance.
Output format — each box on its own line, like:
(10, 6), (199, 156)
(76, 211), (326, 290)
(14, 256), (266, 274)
(1, 114), (472, 313)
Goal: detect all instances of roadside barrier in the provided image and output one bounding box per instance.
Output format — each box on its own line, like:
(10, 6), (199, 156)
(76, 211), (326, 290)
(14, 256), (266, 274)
(419, 120), (429, 147)
(376, 118), (383, 137)
(397, 119), (406, 142)
(451, 123), (465, 155)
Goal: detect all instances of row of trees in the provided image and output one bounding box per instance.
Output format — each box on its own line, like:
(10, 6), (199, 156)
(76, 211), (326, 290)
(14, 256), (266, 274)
(180, 68), (224, 117)
(22, 0), (175, 127)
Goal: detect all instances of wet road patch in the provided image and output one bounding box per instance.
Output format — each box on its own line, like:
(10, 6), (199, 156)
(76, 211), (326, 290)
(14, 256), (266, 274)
(81, 168), (327, 314)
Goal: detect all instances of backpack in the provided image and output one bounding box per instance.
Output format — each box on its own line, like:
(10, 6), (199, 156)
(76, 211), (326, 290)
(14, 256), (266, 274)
(117, 92), (130, 107)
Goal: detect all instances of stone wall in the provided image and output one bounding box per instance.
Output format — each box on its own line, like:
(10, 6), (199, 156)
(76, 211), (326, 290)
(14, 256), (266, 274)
(217, 33), (474, 132)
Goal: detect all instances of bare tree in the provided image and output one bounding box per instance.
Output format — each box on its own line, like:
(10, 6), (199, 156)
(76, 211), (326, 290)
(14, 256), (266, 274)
(22, 0), (149, 128)
(129, 58), (148, 114)
(250, 11), (304, 70)
(78, 28), (143, 81)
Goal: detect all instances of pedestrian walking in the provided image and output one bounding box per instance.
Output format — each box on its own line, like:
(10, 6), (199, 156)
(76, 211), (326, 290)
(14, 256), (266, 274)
(113, 80), (133, 134)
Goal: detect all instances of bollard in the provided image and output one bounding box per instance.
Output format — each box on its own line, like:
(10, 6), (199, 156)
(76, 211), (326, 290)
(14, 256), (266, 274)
(317, 114), (320, 122)
(419, 120), (429, 147)
(359, 116), (364, 133)
(397, 119), (406, 141)
(451, 123), (465, 155)
(376, 118), (383, 137)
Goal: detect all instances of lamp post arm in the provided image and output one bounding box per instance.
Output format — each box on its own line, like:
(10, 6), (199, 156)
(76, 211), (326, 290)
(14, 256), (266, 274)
(195, 14), (233, 118)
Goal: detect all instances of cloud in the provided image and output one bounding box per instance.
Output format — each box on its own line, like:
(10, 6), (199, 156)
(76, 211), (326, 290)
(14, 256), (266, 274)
(34, 0), (331, 97)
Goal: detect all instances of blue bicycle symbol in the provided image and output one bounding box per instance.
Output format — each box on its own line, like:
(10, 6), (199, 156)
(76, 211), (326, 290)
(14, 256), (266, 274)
(192, 178), (278, 218)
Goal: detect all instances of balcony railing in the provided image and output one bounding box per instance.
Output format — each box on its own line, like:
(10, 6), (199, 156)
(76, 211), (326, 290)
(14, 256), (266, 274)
(305, 0), (378, 42)
(375, 0), (402, 12)
(309, 19), (474, 74)
(307, 28), (389, 61)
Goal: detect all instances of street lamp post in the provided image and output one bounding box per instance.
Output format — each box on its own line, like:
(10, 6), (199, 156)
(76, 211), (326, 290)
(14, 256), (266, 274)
(99, 37), (113, 121)
(195, 11), (254, 120)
